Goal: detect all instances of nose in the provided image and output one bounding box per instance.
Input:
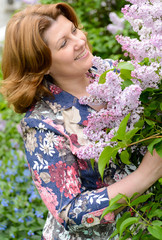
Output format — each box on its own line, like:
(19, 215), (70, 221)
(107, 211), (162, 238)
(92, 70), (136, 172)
(73, 36), (85, 50)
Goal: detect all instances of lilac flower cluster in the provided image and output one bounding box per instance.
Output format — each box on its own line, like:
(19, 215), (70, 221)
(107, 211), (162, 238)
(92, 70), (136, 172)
(107, 12), (125, 34)
(117, 0), (162, 61)
(77, 56), (143, 161)
(77, 0), (161, 162)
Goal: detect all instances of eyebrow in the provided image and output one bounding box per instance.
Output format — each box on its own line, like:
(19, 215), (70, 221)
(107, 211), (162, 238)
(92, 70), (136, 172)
(56, 22), (74, 47)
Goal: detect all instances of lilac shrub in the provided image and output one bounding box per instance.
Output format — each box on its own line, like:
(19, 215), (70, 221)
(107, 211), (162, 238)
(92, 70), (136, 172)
(77, 0), (162, 164)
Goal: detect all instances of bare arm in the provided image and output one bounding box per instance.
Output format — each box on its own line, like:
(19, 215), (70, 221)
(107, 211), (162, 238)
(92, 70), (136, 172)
(107, 150), (162, 203)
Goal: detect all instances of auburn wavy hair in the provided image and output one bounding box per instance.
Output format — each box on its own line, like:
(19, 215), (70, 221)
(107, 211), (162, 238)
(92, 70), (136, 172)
(0, 3), (83, 113)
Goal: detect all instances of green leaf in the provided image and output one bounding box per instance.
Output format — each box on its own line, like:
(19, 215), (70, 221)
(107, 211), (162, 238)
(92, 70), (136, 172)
(116, 212), (131, 232)
(147, 209), (162, 219)
(111, 114), (131, 141)
(132, 229), (143, 240)
(130, 192), (139, 201)
(147, 101), (159, 110)
(120, 150), (131, 165)
(120, 68), (134, 89)
(130, 193), (154, 207)
(120, 69), (132, 80)
(101, 203), (123, 218)
(147, 225), (162, 240)
(124, 127), (140, 141)
(6, 214), (18, 223)
(158, 178), (162, 184)
(117, 62), (135, 71)
(119, 217), (139, 236)
(98, 69), (114, 84)
(155, 141), (162, 158)
(145, 118), (156, 126)
(109, 229), (118, 239)
(160, 102), (162, 111)
(121, 78), (134, 89)
(140, 202), (154, 213)
(134, 119), (144, 128)
(98, 146), (118, 179)
(90, 158), (95, 170)
(148, 138), (162, 155)
(120, 231), (132, 240)
(109, 193), (124, 207)
(118, 141), (127, 148)
(152, 220), (162, 227)
(117, 113), (131, 139)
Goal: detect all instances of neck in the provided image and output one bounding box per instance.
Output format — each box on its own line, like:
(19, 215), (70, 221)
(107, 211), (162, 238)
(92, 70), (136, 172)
(53, 74), (90, 99)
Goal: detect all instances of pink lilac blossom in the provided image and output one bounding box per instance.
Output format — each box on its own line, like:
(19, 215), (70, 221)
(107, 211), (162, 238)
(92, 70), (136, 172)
(91, 56), (114, 75)
(76, 0), (161, 162)
(107, 12), (125, 34)
(118, 0), (162, 61)
(77, 58), (143, 161)
(116, 36), (160, 61)
(22, 0), (38, 4)
(131, 62), (161, 89)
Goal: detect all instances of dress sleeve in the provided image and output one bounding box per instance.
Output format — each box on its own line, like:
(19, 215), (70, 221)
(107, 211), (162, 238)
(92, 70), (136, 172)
(21, 117), (115, 231)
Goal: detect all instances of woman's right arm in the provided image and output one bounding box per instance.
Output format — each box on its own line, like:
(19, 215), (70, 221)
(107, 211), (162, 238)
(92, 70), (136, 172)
(107, 150), (162, 202)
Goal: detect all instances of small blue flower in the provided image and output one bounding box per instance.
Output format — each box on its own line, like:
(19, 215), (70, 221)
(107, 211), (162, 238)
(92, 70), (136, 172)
(1, 173), (5, 179)
(18, 218), (24, 223)
(25, 216), (33, 222)
(27, 230), (34, 236)
(11, 233), (15, 238)
(6, 177), (11, 182)
(8, 160), (11, 165)
(27, 185), (35, 194)
(1, 199), (9, 207)
(23, 169), (30, 177)
(35, 210), (43, 218)
(0, 188), (3, 195)
(28, 191), (39, 202)
(14, 208), (20, 213)
(10, 139), (19, 149)
(15, 176), (24, 183)
(0, 224), (7, 230)
(6, 168), (14, 176)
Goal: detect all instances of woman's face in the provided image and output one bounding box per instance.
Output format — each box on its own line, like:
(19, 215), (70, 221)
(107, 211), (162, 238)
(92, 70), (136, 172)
(44, 15), (93, 81)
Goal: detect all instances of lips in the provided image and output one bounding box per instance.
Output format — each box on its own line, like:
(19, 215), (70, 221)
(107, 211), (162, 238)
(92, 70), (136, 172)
(75, 49), (88, 60)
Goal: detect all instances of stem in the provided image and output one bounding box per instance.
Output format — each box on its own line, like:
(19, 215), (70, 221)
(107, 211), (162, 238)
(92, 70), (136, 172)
(127, 134), (162, 147)
(125, 197), (151, 225)
(145, 116), (162, 124)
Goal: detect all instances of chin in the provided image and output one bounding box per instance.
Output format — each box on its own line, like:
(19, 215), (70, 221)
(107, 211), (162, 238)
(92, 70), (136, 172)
(87, 53), (93, 69)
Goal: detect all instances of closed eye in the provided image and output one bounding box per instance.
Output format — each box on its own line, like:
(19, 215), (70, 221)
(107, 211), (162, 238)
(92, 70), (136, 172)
(60, 25), (77, 49)
(60, 39), (67, 48)
(72, 26), (77, 33)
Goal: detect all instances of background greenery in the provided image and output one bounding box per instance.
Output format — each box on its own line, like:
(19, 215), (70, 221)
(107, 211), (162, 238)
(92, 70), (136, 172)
(0, 0), (140, 239)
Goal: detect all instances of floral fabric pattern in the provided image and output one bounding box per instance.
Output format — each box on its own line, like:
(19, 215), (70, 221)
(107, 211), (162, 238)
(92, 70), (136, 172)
(21, 62), (135, 240)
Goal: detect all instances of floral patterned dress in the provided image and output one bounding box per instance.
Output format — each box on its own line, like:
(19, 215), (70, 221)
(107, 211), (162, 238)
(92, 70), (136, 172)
(21, 62), (136, 240)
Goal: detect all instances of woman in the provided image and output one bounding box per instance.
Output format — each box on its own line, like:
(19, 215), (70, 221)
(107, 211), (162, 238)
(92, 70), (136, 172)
(1, 3), (162, 240)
